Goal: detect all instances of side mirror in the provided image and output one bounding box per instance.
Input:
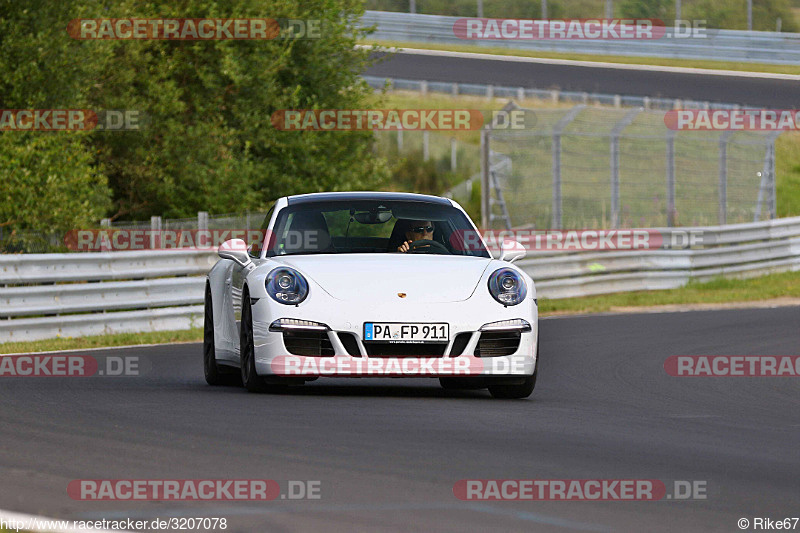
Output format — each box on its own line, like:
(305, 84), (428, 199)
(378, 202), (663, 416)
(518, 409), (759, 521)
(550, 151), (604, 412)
(498, 239), (526, 263)
(218, 238), (252, 267)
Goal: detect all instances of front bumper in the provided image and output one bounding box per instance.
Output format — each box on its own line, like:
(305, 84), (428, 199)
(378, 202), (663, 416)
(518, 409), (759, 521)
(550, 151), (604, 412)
(250, 298), (538, 378)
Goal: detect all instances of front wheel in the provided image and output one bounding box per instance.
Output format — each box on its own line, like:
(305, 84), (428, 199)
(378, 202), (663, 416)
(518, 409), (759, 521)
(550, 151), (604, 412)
(240, 290), (268, 393)
(204, 285), (225, 386)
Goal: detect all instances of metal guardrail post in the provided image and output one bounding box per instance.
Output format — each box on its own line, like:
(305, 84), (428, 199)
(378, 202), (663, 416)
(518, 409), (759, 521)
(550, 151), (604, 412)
(551, 105), (585, 229)
(666, 131), (676, 227)
(150, 216), (162, 249)
(718, 131), (733, 225)
(451, 137), (457, 171)
(397, 129), (403, 151)
(610, 108), (642, 228)
(423, 130), (430, 161)
(197, 211), (209, 231)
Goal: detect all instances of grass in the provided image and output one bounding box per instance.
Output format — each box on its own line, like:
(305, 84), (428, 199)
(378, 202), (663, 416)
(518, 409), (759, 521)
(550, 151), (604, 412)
(538, 270), (800, 315)
(1, 272), (799, 354)
(0, 328), (202, 355)
(363, 40), (800, 75)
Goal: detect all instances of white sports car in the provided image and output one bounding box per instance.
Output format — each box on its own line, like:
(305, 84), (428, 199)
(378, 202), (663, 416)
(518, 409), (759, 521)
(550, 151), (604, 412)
(204, 192), (538, 398)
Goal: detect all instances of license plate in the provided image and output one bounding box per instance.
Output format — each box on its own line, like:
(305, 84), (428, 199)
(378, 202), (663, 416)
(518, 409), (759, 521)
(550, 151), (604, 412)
(364, 322), (449, 343)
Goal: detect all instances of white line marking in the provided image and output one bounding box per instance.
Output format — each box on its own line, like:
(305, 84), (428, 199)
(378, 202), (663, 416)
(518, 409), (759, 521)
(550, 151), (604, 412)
(361, 45), (800, 80)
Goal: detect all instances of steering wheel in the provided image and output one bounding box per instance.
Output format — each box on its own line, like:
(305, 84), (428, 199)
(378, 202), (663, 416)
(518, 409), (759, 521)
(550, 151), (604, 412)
(408, 239), (450, 255)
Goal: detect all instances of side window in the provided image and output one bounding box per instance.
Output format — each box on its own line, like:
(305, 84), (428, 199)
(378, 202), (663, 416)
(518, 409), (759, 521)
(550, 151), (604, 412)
(249, 204), (275, 258)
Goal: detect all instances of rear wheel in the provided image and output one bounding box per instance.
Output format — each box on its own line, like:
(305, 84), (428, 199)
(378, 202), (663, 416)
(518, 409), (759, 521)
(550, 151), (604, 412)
(487, 339), (539, 399)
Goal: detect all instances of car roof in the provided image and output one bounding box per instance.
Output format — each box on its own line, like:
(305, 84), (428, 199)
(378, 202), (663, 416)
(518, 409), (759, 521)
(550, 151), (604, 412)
(285, 191), (452, 206)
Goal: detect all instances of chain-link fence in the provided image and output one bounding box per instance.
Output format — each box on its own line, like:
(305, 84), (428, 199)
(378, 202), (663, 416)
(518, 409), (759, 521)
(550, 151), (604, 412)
(482, 103), (781, 230)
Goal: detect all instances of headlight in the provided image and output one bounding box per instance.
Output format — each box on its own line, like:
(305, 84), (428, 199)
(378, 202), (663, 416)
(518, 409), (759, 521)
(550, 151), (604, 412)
(480, 319), (531, 332)
(487, 268), (527, 306)
(266, 267), (309, 305)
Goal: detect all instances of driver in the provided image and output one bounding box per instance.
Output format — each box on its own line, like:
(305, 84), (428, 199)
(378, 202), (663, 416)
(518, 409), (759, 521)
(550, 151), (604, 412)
(397, 220), (435, 253)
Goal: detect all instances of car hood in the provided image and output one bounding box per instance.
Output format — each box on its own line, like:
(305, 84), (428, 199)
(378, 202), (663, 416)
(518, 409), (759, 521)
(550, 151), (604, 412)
(271, 254), (493, 303)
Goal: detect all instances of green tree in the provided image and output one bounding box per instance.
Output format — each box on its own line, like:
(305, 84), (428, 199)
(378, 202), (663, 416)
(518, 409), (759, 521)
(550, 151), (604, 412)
(1, 0), (390, 237)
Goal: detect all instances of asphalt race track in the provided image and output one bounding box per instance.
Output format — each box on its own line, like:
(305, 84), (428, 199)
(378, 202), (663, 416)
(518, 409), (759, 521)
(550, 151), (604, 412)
(1, 306), (798, 532)
(365, 51), (800, 108)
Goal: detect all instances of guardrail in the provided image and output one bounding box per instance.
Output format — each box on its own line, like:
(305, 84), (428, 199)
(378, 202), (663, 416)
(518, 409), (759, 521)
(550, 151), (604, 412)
(2, 216), (799, 342)
(361, 10), (800, 65)
(363, 75), (740, 110)
(0, 250), (215, 343)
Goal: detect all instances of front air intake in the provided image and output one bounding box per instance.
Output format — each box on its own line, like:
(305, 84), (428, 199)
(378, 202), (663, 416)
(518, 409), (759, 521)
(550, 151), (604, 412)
(475, 331), (521, 357)
(282, 330), (334, 356)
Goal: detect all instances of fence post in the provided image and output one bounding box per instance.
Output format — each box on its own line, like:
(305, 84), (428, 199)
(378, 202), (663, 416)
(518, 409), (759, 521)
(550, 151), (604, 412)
(197, 211), (208, 231)
(551, 105), (585, 229)
(770, 136), (778, 219)
(150, 216), (162, 249)
(480, 127), (490, 229)
(666, 131), (676, 227)
(423, 130), (430, 161)
(452, 82), (458, 96)
(397, 129), (403, 151)
(451, 137), (457, 171)
(610, 108), (641, 228)
(718, 132), (732, 225)
(486, 85), (494, 100)
(517, 87), (525, 101)
(420, 80), (428, 97)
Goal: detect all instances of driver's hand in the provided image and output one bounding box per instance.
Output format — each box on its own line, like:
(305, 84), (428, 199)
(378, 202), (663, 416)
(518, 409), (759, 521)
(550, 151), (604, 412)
(397, 240), (412, 253)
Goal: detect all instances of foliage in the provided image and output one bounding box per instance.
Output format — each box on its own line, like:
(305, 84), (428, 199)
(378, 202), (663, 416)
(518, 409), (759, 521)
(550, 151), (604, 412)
(0, 0), (390, 241)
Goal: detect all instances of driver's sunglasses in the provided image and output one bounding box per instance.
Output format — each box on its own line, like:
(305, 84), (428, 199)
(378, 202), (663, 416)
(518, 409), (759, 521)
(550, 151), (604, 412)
(410, 225), (434, 233)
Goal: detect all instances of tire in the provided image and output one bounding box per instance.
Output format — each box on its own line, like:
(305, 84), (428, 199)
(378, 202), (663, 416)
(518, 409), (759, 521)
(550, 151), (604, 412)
(487, 339), (539, 399)
(439, 377), (486, 390)
(204, 285), (225, 386)
(240, 288), (268, 393)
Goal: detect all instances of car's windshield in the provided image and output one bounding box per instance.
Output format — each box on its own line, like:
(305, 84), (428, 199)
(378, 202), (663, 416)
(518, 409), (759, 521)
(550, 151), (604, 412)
(263, 200), (490, 258)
